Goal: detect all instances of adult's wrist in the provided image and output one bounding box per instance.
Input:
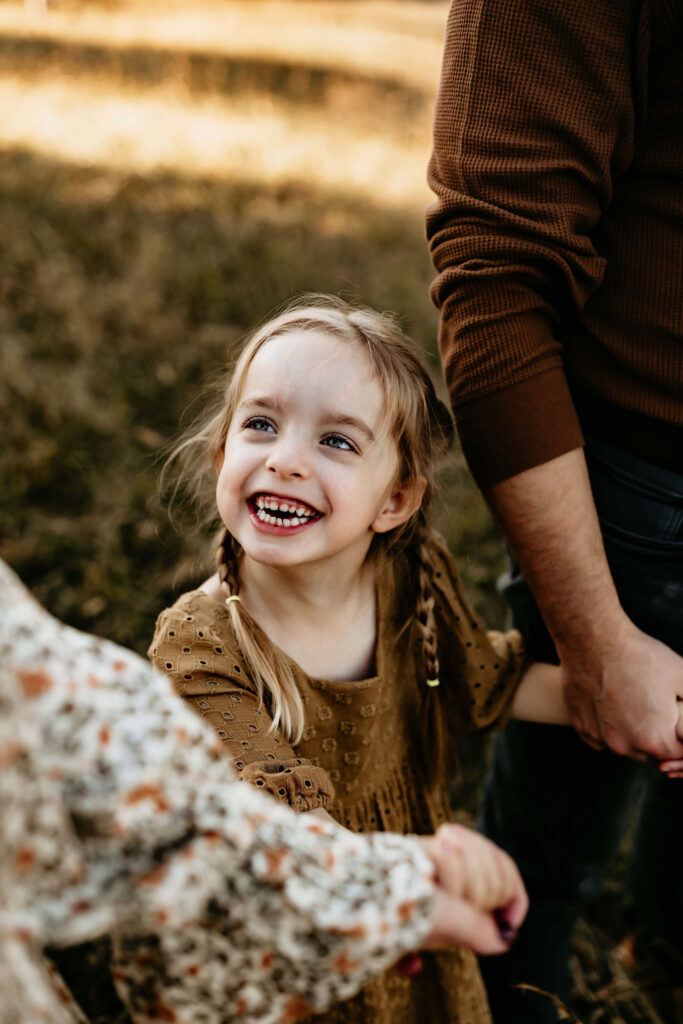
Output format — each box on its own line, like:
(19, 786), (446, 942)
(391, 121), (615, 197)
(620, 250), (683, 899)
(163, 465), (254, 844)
(552, 605), (636, 675)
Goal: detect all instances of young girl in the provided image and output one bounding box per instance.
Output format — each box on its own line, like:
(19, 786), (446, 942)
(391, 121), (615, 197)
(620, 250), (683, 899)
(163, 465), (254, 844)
(150, 296), (568, 1024)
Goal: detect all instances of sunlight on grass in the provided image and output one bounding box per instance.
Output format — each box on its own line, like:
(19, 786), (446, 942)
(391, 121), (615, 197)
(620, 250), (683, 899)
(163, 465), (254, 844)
(0, 0), (447, 207)
(0, 1), (449, 93)
(0, 73), (432, 207)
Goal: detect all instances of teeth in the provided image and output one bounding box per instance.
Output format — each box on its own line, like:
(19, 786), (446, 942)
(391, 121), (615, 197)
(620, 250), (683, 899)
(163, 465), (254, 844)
(253, 496), (318, 524)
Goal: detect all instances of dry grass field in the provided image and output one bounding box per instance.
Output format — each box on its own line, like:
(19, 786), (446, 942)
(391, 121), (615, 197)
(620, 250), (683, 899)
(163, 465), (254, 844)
(0, 2), (668, 1021)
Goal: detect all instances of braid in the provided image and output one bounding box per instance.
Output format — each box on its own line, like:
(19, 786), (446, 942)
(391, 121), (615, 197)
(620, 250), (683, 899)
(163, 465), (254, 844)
(216, 526), (240, 600)
(413, 514), (448, 788)
(214, 527), (305, 743)
(414, 522), (440, 686)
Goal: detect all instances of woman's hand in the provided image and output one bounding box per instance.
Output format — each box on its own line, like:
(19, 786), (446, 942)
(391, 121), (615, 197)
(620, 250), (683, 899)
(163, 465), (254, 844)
(418, 823), (528, 956)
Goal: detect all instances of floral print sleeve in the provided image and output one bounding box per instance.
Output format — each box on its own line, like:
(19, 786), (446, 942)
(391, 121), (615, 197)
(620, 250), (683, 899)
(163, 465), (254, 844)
(0, 560), (434, 1024)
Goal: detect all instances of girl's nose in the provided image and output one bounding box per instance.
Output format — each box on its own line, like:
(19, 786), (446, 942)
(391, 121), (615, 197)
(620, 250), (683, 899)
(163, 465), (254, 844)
(265, 439), (310, 480)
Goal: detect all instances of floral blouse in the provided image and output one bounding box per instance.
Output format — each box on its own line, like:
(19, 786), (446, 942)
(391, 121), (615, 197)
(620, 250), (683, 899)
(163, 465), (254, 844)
(0, 560), (435, 1024)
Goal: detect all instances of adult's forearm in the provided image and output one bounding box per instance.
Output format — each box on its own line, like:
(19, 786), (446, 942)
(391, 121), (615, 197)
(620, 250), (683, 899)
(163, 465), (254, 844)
(486, 448), (626, 667)
(486, 449), (683, 759)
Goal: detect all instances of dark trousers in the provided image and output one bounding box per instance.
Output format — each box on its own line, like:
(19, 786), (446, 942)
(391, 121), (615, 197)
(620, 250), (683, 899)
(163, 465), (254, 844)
(479, 437), (683, 1023)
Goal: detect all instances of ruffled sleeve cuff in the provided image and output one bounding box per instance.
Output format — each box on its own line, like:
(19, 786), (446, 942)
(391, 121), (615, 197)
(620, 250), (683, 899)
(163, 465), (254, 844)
(241, 758), (336, 812)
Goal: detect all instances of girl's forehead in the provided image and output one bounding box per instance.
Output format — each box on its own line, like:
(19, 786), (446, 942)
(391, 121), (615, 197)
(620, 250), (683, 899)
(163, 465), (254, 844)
(236, 329), (393, 438)
(243, 329), (378, 395)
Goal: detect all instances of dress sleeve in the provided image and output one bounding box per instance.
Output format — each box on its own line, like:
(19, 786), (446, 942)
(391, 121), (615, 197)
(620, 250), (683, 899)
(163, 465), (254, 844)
(429, 536), (527, 733)
(426, 0), (640, 486)
(150, 600), (335, 812)
(0, 559), (434, 1024)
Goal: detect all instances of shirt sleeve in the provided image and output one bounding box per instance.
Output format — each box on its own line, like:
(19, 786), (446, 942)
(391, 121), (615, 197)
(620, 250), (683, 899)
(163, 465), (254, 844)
(150, 601), (335, 812)
(429, 536), (527, 732)
(0, 559), (434, 1024)
(426, 0), (640, 486)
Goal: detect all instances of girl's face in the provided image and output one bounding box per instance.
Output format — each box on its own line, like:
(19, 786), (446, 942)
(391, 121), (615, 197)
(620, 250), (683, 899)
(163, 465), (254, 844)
(216, 329), (419, 574)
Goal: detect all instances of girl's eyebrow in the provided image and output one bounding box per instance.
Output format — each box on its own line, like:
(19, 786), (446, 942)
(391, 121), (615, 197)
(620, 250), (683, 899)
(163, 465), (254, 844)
(323, 412), (376, 443)
(239, 396), (281, 412)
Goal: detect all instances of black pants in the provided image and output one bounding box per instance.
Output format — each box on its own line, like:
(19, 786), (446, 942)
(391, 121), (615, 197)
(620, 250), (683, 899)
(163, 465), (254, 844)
(479, 437), (683, 1022)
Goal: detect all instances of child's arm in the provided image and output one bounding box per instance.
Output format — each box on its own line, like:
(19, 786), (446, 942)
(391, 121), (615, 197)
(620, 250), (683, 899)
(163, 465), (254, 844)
(510, 661), (569, 725)
(513, 670), (683, 781)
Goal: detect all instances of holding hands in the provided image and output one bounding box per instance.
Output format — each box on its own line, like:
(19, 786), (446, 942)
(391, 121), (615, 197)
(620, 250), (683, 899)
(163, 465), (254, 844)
(558, 617), (683, 778)
(419, 823), (528, 956)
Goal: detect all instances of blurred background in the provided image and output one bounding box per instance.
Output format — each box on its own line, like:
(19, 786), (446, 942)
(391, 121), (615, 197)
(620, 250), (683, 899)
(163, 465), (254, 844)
(0, 0), (505, 653)
(0, 2), (661, 1021)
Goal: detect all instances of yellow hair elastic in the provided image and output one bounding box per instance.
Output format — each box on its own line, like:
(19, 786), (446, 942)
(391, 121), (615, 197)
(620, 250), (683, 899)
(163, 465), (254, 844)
(225, 595), (242, 607)
(426, 678), (440, 688)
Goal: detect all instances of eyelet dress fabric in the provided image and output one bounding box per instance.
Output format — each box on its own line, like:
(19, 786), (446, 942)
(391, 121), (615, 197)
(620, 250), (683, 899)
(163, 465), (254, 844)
(0, 559), (436, 1024)
(150, 532), (526, 1024)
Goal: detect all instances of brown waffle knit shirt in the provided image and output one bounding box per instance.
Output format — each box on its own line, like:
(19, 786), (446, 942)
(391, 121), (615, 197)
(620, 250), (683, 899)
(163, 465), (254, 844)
(427, 0), (683, 486)
(150, 533), (526, 1024)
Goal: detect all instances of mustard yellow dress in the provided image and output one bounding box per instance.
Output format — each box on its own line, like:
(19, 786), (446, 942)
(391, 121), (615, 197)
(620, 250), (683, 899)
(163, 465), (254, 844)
(150, 532), (526, 1024)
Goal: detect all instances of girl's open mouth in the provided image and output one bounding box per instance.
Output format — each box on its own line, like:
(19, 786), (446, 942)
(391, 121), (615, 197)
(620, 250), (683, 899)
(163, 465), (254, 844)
(247, 493), (322, 531)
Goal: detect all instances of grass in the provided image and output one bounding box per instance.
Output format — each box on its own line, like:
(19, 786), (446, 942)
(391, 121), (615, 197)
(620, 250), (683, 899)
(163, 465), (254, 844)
(0, 3), (663, 1021)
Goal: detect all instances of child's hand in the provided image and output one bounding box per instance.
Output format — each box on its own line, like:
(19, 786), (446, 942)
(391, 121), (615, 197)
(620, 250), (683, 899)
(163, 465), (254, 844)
(418, 823), (528, 956)
(658, 699), (683, 778)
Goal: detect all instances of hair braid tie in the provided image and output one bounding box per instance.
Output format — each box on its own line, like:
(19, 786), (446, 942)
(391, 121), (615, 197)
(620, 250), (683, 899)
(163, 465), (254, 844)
(414, 524), (447, 788)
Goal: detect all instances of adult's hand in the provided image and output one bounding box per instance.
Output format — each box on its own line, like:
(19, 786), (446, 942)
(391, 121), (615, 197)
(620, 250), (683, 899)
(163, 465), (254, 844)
(487, 449), (683, 763)
(561, 618), (683, 761)
(418, 824), (528, 956)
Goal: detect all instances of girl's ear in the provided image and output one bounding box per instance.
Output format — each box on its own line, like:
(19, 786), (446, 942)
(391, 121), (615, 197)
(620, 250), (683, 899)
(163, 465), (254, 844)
(214, 448), (225, 476)
(372, 476), (427, 534)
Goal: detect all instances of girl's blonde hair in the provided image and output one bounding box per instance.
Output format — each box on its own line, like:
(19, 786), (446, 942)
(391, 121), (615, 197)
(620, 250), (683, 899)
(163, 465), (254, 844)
(167, 295), (454, 780)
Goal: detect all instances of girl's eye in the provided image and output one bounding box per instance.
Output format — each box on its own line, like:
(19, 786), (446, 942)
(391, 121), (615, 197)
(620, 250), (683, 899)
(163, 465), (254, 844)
(244, 416), (275, 433)
(321, 433), (357, 453)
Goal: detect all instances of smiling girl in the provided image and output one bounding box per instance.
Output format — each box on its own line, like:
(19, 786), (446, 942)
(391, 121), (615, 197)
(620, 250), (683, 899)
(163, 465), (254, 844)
(150, 296), (568, 1024)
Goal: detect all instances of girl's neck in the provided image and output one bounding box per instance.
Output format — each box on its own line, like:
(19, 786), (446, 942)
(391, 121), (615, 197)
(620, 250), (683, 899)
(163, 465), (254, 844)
(242, 551), (372, 614)
(239, 553), (379, 681)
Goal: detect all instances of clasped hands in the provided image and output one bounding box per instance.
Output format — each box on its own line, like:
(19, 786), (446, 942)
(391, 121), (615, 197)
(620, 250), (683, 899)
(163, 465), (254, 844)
(399, 823), (528, 974)
(560, 621), (683, 778)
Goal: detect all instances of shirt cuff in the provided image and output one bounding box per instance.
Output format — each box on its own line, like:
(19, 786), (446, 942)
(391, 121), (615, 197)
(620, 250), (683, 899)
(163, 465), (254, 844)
(453, 368), (584, 488)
